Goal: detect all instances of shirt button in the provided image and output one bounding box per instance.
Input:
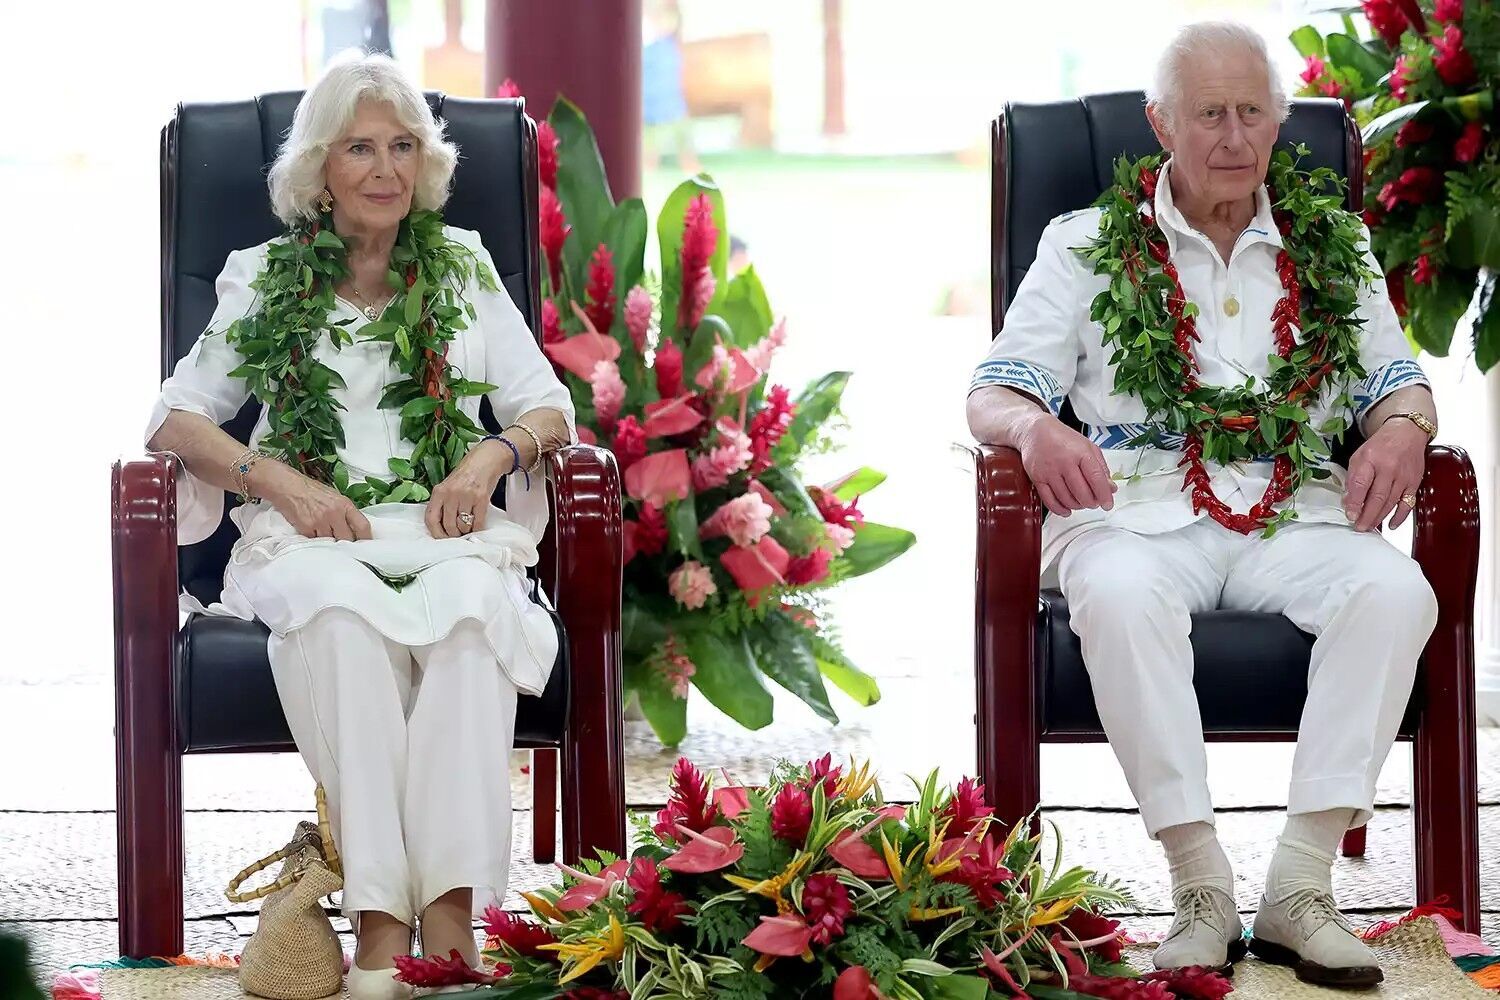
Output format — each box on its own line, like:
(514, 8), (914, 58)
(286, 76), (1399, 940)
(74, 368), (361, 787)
(1223, 296), (1240, 317)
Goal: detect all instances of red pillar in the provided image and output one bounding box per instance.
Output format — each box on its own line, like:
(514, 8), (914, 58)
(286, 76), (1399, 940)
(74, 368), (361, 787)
(486, 0), (643, 199)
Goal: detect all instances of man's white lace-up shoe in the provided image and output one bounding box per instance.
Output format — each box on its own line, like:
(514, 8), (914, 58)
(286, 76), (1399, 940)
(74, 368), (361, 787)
(1250, 880), (1383, 989)
(1153, 883), (1247, 973)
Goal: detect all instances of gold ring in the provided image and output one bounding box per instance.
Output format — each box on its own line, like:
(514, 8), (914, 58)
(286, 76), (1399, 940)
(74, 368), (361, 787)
(457, 511), (474, 526)
(1401, 492), (1418, 508)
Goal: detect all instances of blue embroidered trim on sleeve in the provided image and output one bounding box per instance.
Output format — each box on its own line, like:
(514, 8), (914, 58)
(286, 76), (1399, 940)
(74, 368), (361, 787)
(969, 358), (1065, 415)
(1353, 359), (1429, 420)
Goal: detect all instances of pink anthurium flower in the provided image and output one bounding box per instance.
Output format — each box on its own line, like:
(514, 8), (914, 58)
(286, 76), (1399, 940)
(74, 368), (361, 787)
(713, 784), (752, 820)
(695, 347), (760, 394)
(554, 859), (629, 911)
(829, 833), (890, 880)
(624, 449), (691, 507)
(643, 396), (705, 438)
(576, 426), (598, 446)
(980, 941), (1033, 999)
(543, 332), (621, 381)
(747, 478), (787, 516)
(743, 915), (816, 957)
(720, 536), (790, 591)
(661, 824), (745, 874)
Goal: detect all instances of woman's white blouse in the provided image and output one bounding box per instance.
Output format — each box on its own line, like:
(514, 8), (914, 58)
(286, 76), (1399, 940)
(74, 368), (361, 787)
(970, 159), (1428, 578)
(146, 226), (577, 694)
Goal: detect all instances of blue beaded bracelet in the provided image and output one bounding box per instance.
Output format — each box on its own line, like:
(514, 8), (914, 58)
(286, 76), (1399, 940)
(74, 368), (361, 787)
(482, 434), (530, 490)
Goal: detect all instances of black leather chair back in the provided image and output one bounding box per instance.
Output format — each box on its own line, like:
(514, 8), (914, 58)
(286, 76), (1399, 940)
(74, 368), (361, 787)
(991, 91), (1365, 460)
(163, 93), (540, 603)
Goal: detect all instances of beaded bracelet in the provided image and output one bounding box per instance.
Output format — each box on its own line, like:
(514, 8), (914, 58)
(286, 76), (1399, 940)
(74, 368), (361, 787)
(231, 449), (264, 503)
(508, 420), (546, 474)
(482, 434), (530, 490)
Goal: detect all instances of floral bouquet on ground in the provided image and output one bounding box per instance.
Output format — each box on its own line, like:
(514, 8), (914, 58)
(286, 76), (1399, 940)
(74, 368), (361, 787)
(394, 756), (1233, 999)
(500, 80), (915, 744)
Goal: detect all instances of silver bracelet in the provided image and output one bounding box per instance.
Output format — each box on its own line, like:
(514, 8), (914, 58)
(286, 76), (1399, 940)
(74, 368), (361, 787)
(508, 421), (546, 473)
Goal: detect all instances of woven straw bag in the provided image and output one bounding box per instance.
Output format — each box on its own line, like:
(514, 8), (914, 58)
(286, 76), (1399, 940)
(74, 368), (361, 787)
(227, 786), (345, 999)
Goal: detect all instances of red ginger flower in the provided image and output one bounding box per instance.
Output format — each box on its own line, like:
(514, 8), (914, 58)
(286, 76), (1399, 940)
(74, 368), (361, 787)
(539, 186), (570, 292)
(940, 836), (1013, 909)
(625, 857), (691, 931)
(654, 757), (719, 839)
(1395, 118), (1435, 147)
(771, 782), (813, 845)
(1061, 907), (1125, 964)
(654, 338), (684, 398)
(811, 487), (865, 531)
(939, 776), (995, 837)
(1413, 254), (1438, 285)
(482, 906), (557, 960)
(1434, 24), (1476, 86)
(584, 244), (616, 335)
(624, 285), (653, 353)
(801, 873), (852, 945)
(611, 416), (646, 473)
(677, 194), (718, 329)
(636, 502), (668, 556)
(1380, 166), (1444, 211)
(1456, 120), (1486, 163)
(1363, 0), (1408, 47)
(1435, 0), (1463, 22)
(496, 78), (522, 99)
(1299, 55), (1327, 87)
(804, 753), (843, 797)
(1390, 54), (1415, 101)
(1362, 207), (1383, 228)
(1067, 976), (1174, 999)
(748, 384), (795, 473)
(537, 120), (560, 191)
(541, 298), (564, 344)
(563, 990), (630, 1000)
(786, 547), (833, 585)
(1141, 967), (1234, 1000)
(394, 950), (501, 987)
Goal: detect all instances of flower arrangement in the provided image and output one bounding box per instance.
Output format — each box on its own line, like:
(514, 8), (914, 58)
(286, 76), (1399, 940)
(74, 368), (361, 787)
(1290, 0), (1500, 367)
(497, 81), (915, 744)
(395, 755), (1233, 999)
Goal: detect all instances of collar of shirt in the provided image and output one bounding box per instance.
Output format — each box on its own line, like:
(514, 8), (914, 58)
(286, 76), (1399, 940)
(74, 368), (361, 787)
(1150, 158), (1283, 262)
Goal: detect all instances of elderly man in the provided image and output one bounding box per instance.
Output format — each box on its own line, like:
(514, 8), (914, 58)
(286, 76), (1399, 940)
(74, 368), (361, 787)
(966, 21), (1437, 990)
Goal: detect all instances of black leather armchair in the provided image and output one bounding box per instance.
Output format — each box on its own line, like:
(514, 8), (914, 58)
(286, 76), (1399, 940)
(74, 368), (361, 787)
(113, 93), (625, 958)
(974, 92), (1481, 930)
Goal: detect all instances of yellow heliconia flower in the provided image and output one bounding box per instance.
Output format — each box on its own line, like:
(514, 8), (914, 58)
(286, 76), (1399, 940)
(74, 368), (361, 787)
(908, 903), (966, 922)
(723, 853), (812, 911)
(520, 890), (565, 923)
(879, 830), (907, 890)
(537, 913), (626, 983)
(1028, 894), (1085, 929)
(837, 758), (880, 802)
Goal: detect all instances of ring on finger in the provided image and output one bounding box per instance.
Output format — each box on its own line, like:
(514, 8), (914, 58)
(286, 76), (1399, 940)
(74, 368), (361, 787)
(457, 510), (475, 528)
(1400, 492), (1419, 508)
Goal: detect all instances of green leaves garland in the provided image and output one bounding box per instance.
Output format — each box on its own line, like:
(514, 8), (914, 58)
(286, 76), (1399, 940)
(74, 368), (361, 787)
(1079, 147), (1373, 534)
(223, 209), (498, 506)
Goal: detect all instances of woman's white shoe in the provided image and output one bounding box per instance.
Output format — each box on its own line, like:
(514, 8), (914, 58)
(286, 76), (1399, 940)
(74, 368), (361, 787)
(346, 962), (414, 1000)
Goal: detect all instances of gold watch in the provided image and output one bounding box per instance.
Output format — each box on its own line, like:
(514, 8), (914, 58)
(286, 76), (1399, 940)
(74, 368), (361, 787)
(1385, 411), (1437, 440)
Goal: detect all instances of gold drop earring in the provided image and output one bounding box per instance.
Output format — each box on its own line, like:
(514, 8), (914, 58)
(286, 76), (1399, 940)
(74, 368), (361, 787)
(316, 188), (333, 213)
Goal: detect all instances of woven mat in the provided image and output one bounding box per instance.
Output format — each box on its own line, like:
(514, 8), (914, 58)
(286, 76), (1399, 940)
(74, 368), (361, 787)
(75, 918), (1495, 998)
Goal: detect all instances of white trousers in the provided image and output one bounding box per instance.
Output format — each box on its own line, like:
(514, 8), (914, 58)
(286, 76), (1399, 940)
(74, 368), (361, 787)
(1057, 517), (1437, 838)
(268, 608), (519, 925)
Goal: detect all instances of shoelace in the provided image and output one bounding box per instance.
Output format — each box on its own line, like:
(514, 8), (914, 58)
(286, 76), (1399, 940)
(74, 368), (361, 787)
(1169, 884), (1228, 939)
(1279, 879), (1353, 934)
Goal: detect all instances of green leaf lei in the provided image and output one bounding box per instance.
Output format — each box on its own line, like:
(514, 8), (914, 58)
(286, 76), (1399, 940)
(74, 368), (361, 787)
(223, 209), (499, 507)
(1079, 145), (1375, 535)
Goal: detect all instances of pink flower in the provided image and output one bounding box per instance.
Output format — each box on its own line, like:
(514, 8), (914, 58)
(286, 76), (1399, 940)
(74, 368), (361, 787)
(659, 643), (696, 697)
(624, 450), (691, 507)
(625, 857), (691, 931)
(545, 331), (621, 380)
(634, 503), (668, 558)
(482, 907), (557, 960)
(678, 194), (718, 330)
(743, 915), (816, 957)
(555, 860), (630, 912)
(834, 966), (884, 1000)
(1413, 254), (1438, 285)
(541, 298), (564, 344)
(826, 523), (856, 552)
(801, 873), (852, 945)
(669, 560), (718, 610)
(1455, 120), (1486, 163)
(654, 757), (719, 837)
(700, 492), (773, 547)
(1299, 55), (1327, 87)
(590, 360), (625, 433)
(1435, 0), (1463, 23)
(661, 824), (744, 873)
(537, 120), (560, 191)
(694, 345), (760, 396)
(714, 783), (752, 819)
(654, 339), (684, 398)
(1363, 0), (1408, 48)
(1390, 54), (1415, 101)
(1395, 118), (1435, 147)
(691, 419), (754, 490)
(539, 185), (569, 292)
(747, 478), (787, 515)
(1317, 77), (1344, 99)
(624, 285), (653, 353)
(939, 777), (995, 837)
(496, 78), (522, 99)
(748, 385), (795, 474)
(742, 318), (788, 373)
(786, 547), (832, 586)
(1434, 24), (1476, 86)
(721, 536), (790, 591)
(829, 832), (891, 880)
(611, 415), (646, 473)
(771, 783), (812, 844)
(643, 395), (705, 438)
(584, 244), (616, 336)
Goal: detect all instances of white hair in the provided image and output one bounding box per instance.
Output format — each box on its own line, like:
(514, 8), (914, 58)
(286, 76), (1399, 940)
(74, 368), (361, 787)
(1146, 22), (1291, 134)
(268, 53), (458, 225)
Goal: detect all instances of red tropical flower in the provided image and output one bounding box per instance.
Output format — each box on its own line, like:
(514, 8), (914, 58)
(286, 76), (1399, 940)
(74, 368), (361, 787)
(939, 776), (995, 837)
(770, 782), (813, 845)
(1456, 120), (1486, 163)
(1413, 254), (1438, 285)
(677, 194), (718, 330)
(636, 502), (668, 557)
(1435, 0), (1464, 22)
(811, 487), (865, 532)
(786, 547), (833, 586)
(1299, 55), (1327, 87)
(1387, 267), (1410, 318)
(1362, 207), (1383, 228)
(654, 757), (719, 839)
(1395, 118), (1435, 147)
(393, 950), (501, 987)
(482, 906), (558, 960)
(804, 753), (843, 797)
(801, 873), (852, 945)
(537, 120), (560, 191)
(625, 857), (692, 931)
(1363, 0), (1408, 47)
(747, 384), (795, 473)
(539, 185), (570, 292)
(1141, 967), (1234, 1000)
(1065, 975), (1174, 999)
(1061, 908), (1125, 964)
(1381, 166), (1444, 212)
(654, 339), (684, 398)
(1433, 25), (1476, 86)
(834, 965), (883, 1000)
(611, 416), (647, 473)
(541, 298), (564, 344)
(496, 78), (522, 99)
(1390, 54), (1416, 101)
(584, 244), (616, 335)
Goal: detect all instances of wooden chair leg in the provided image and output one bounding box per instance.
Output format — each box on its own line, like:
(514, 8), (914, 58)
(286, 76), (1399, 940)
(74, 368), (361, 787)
(1340, 824), (1367, 858)
(1414, 710), (1480, 932)
(560, 623), (625, 864)
(115, 664), (184, 958)
(531, 748), (558, 863)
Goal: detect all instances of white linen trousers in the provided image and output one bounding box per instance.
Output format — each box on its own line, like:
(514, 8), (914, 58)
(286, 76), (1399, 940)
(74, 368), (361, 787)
(1057, 516), (1437, 838)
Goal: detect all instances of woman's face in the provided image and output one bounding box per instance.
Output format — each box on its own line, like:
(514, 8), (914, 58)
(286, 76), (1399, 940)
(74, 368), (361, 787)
(324, 98), (419, 232)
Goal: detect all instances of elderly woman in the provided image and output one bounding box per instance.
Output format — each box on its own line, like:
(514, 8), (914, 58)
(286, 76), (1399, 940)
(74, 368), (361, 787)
(968, 22), (1437, 990)
(146, 56), (572, 999)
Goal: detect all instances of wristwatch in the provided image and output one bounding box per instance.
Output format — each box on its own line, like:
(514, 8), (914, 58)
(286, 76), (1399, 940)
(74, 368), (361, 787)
(1385, 411), (1437, 440)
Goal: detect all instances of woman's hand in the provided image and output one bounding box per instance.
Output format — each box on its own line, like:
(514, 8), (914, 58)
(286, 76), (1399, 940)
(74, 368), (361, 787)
(258, 462), (373, 541)
(427, 439), (513, 538)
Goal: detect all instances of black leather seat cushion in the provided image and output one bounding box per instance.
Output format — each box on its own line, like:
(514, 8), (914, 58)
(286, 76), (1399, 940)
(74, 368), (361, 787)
(1037, 589), (1420, 736)
(178, 597), (569, 753)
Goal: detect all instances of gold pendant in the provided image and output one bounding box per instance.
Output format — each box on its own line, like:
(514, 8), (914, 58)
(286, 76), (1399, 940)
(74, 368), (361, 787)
(1223, 296), (1240, 317)
(364, 304), (378, 321)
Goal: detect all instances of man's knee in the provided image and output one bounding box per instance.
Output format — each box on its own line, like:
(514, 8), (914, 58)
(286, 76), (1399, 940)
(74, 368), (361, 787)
(1064, 559), (1192, 636)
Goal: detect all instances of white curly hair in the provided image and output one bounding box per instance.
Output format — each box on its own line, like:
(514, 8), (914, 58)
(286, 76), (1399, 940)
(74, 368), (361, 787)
(268, 53), (458, 225)
(1146, 21), (1292, 134)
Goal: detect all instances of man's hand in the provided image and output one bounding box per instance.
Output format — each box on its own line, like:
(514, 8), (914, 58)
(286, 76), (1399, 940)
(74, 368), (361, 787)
(1018, 416), (1118, 516)
(1344, 418), (1429, 531)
